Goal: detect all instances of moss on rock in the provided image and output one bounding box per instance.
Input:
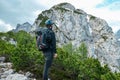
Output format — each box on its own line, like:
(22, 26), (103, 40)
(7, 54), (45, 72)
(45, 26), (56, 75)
(74, 10), (83, 14)
(37, 14), (49, 27)
(90, 15), (96, 20)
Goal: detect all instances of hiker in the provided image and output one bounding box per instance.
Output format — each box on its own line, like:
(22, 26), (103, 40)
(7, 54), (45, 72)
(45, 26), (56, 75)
(42, 19), (57, 80)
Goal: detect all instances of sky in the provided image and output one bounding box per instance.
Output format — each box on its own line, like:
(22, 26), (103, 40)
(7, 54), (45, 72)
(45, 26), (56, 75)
(0, 0), (120, 33)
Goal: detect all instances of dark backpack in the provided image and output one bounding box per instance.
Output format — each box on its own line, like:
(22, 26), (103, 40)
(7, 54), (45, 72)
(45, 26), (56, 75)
(36, 28), (53, 51)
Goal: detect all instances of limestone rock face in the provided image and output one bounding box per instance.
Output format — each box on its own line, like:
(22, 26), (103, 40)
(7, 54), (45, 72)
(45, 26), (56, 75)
(0, 62), (36, 80)
(32, 3), (120, 72)
(89, 16), (120, 72)
(14, 22), (32, 32)
(6, 74), (28, 80)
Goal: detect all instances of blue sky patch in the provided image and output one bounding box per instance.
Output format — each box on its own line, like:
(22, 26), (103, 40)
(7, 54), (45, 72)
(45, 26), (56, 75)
(96, 0), (120, 8)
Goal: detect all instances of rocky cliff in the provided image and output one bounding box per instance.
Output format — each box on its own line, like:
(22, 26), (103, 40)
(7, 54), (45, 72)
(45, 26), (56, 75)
(32, 3), (120, 72)
(13, 22), (32, 32)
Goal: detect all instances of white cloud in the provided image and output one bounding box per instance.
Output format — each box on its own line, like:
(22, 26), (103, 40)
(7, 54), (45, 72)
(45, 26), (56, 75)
(0, 0), (119, 32)
(0, 19), (13, 32)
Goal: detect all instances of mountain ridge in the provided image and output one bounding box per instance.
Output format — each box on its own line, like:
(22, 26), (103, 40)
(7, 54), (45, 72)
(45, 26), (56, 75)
(8, 2), (120, 72)
(31, 2), (120, 72)
(12, 22), (32, 33)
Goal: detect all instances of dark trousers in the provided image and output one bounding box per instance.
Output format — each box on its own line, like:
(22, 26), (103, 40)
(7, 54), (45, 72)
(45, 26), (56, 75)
(43, 49), (53, 80)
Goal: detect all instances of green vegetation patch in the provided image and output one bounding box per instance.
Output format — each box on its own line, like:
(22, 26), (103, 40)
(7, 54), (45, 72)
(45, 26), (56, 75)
(42, 9), (53, 14)
(90, 15), (96, 20)
(37, 14), (49, 27)
(74, 10), (83, 14)
(0, 31), (120, 80)
(101, 35), (108, 41)
(0, 31), (15, 41)
(53, 6), (69, 13)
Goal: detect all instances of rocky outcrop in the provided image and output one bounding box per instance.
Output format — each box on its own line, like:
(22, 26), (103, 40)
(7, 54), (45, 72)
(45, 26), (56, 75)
(13, 22), (32, 33)
(1, 36), (17, 46)
(0, 57), (36, 80)
(89, 16), (120, 72)
(31, 3), (120, 72)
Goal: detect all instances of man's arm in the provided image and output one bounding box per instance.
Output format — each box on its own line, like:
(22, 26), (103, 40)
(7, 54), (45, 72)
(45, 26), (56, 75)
(52, 32), (57, 54)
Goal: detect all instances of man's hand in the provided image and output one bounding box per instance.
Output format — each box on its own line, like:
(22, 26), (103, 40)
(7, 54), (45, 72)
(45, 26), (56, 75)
(54, 53), (57, 58)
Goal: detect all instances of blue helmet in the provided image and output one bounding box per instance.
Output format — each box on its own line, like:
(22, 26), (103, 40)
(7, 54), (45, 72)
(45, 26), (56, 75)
(45, 19), (53, 25)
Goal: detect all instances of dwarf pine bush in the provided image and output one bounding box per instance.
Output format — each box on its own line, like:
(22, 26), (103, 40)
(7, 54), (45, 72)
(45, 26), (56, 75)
(0, 31), (120, 80)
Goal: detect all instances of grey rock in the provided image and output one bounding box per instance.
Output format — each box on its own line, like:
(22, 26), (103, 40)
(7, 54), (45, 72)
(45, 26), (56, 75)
(0, 63), (7, 68)
(3, 69), (14, 76)
(1, 75), (6, 79)
(14, 22), (32, 33)
(6, 74), (28, 80)
(25, 72), (33, 78)
(32, 3), (120, 72)
(0, 57), (5, 63)
(0, 62), (36, 80)
(9, 38), (17, 45)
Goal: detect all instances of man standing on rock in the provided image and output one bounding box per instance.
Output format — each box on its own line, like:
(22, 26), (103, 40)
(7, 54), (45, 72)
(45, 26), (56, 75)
(42, 19), (57, 80)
